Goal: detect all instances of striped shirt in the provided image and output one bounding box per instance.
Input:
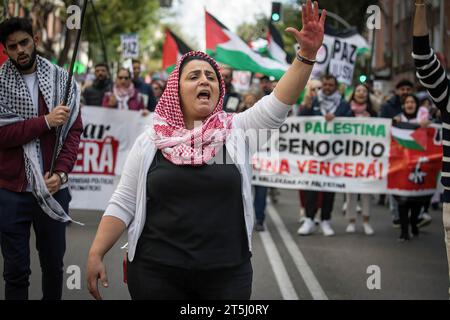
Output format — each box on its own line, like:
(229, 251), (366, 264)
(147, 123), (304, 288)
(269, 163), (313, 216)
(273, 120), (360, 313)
(413, 35), (450, 202)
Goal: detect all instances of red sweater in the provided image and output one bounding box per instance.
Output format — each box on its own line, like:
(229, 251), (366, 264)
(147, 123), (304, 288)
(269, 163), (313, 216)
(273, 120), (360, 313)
(0, 92), (83, 192)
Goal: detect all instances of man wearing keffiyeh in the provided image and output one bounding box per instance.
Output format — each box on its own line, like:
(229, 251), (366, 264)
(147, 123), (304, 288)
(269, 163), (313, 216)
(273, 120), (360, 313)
(0, 18), (83, 300)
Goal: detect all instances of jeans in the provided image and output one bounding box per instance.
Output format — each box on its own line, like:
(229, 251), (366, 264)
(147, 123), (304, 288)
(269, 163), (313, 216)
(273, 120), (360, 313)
(253, 186), (268, 224)
(0, 188), (69, 300)
(389, 195), (399, 220)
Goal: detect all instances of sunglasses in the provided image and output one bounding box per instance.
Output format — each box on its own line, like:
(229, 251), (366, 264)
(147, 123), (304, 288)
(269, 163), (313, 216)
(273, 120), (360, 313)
(118, 76), (130, 80)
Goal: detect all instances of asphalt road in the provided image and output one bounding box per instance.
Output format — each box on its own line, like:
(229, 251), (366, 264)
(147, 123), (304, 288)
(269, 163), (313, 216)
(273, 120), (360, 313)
(0, 190), (448, 300)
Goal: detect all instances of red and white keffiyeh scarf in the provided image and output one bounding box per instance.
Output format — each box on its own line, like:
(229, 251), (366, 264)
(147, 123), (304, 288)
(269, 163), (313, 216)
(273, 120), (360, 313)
(151, 51), (234, 165)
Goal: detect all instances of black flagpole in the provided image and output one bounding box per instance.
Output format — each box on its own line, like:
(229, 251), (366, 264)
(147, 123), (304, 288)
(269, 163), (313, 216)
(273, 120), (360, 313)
(49, 0), (88, 176)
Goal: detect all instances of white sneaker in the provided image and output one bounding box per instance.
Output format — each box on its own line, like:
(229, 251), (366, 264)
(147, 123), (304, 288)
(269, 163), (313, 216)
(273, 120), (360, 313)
(321, 220), (335, 237)
(298, 218), (315, 235)
(363, 223), (374, 235)
(346, 223), (356, 233)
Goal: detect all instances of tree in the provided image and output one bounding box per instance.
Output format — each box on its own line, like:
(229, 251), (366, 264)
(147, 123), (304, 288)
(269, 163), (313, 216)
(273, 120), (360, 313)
(3, 0), (163, 68)
(84, 0), (160, 65)
(236, 15), (267, 44)
(291, 0), (379, 33)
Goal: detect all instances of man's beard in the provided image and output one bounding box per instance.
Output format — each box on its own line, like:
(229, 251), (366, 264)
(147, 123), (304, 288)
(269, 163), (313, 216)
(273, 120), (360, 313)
(11, 46), (37, 72)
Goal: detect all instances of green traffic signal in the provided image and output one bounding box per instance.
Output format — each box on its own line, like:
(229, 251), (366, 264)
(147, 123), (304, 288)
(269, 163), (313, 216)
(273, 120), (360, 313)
(272, 13), (280, 22)
(359, 75), (367, 83)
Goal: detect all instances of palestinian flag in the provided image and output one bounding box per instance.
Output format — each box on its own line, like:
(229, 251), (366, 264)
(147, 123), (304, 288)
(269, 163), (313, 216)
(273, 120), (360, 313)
(391, 124), (428, 151)
(267, 22), (289, 65)
(0, 44), (7, 66)
(162, 28), (193, 73)
(388, 124), (442, 193)
(205, 11), (288, 80)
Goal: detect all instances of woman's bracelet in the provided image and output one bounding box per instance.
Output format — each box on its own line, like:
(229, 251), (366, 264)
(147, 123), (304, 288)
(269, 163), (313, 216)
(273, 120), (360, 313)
(296, 53), (317, 66)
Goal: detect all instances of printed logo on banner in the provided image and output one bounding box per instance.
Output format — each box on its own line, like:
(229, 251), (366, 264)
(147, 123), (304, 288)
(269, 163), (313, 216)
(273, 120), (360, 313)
(72, 123), (119, 175)
(388, 126), (442, 193)
(72, 137), (119, 175)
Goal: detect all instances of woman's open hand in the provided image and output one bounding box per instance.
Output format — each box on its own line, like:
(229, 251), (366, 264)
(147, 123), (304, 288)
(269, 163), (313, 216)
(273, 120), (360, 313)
(87, 253), (109, 300)
(285, 0), (326, 60)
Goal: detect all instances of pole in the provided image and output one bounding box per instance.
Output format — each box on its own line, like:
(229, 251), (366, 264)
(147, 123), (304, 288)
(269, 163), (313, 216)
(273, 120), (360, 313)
(368, 27), (376, 82)
(89, 0), (108, 66)
(49, 0), (88, 176)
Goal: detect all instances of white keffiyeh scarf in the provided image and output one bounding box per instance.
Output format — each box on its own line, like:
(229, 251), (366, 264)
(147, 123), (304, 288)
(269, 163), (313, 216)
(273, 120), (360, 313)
(317, 90), (342, 115)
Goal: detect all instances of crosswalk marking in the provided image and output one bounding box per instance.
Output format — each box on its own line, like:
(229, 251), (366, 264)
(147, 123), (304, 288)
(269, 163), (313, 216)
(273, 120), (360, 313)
(266, 203), (329, 300)
(258, 225), (299, 300)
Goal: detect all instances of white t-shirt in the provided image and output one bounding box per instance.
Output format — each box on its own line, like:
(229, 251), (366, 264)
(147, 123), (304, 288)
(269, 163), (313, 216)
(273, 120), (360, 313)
(23, 72), (39, 110)
(22, 72), (45, 190)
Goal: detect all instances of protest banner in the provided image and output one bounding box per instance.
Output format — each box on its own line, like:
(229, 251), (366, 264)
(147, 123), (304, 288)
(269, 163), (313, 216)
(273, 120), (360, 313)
(69, 111), (442, 211)
(120, 34), (139, 59)
(69, 107), (151, 210)
(311, 30), (369, 86)
(252, 117), (442, 196)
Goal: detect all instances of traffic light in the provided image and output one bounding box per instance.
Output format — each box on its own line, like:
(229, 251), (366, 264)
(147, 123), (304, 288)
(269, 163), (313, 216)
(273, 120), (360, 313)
(359, 75), (368, 83)
(271, 2), (282, 23)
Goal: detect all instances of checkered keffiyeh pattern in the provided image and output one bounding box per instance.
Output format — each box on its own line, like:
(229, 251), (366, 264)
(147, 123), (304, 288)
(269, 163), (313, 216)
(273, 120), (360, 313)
(0, 56), (80, 224)
(151, 51), (234, 166)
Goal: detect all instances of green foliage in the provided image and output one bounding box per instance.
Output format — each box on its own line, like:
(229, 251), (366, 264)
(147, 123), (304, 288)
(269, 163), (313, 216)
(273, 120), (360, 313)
(236, 15), (268, 44)
(84, 0), (160, 64)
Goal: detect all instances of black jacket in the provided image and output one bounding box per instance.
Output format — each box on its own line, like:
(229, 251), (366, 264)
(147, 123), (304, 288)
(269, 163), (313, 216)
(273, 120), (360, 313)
(379, 95), (402, 119)
(133, 78), (157, 112)
(83, 79), (112, 106)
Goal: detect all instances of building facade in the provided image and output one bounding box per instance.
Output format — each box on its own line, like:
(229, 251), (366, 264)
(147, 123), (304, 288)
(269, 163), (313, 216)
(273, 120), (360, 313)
(373, 0), (449, 91)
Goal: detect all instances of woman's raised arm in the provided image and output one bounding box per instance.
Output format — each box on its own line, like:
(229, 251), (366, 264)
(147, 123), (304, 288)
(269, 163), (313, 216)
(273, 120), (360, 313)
(413, 0), (428, 37)
(274, 0), (326, 105)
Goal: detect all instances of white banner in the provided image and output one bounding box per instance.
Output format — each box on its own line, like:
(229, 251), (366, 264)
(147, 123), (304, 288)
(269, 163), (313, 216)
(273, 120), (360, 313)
(121, 34), (139, 59)
(69, 107), (152, 211)
(252, 117), (391, 194)
(311, 33), (369, 85)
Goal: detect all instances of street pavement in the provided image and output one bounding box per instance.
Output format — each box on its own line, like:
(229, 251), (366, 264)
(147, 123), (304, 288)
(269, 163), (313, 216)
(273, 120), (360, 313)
(0, 190), (448, 300)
